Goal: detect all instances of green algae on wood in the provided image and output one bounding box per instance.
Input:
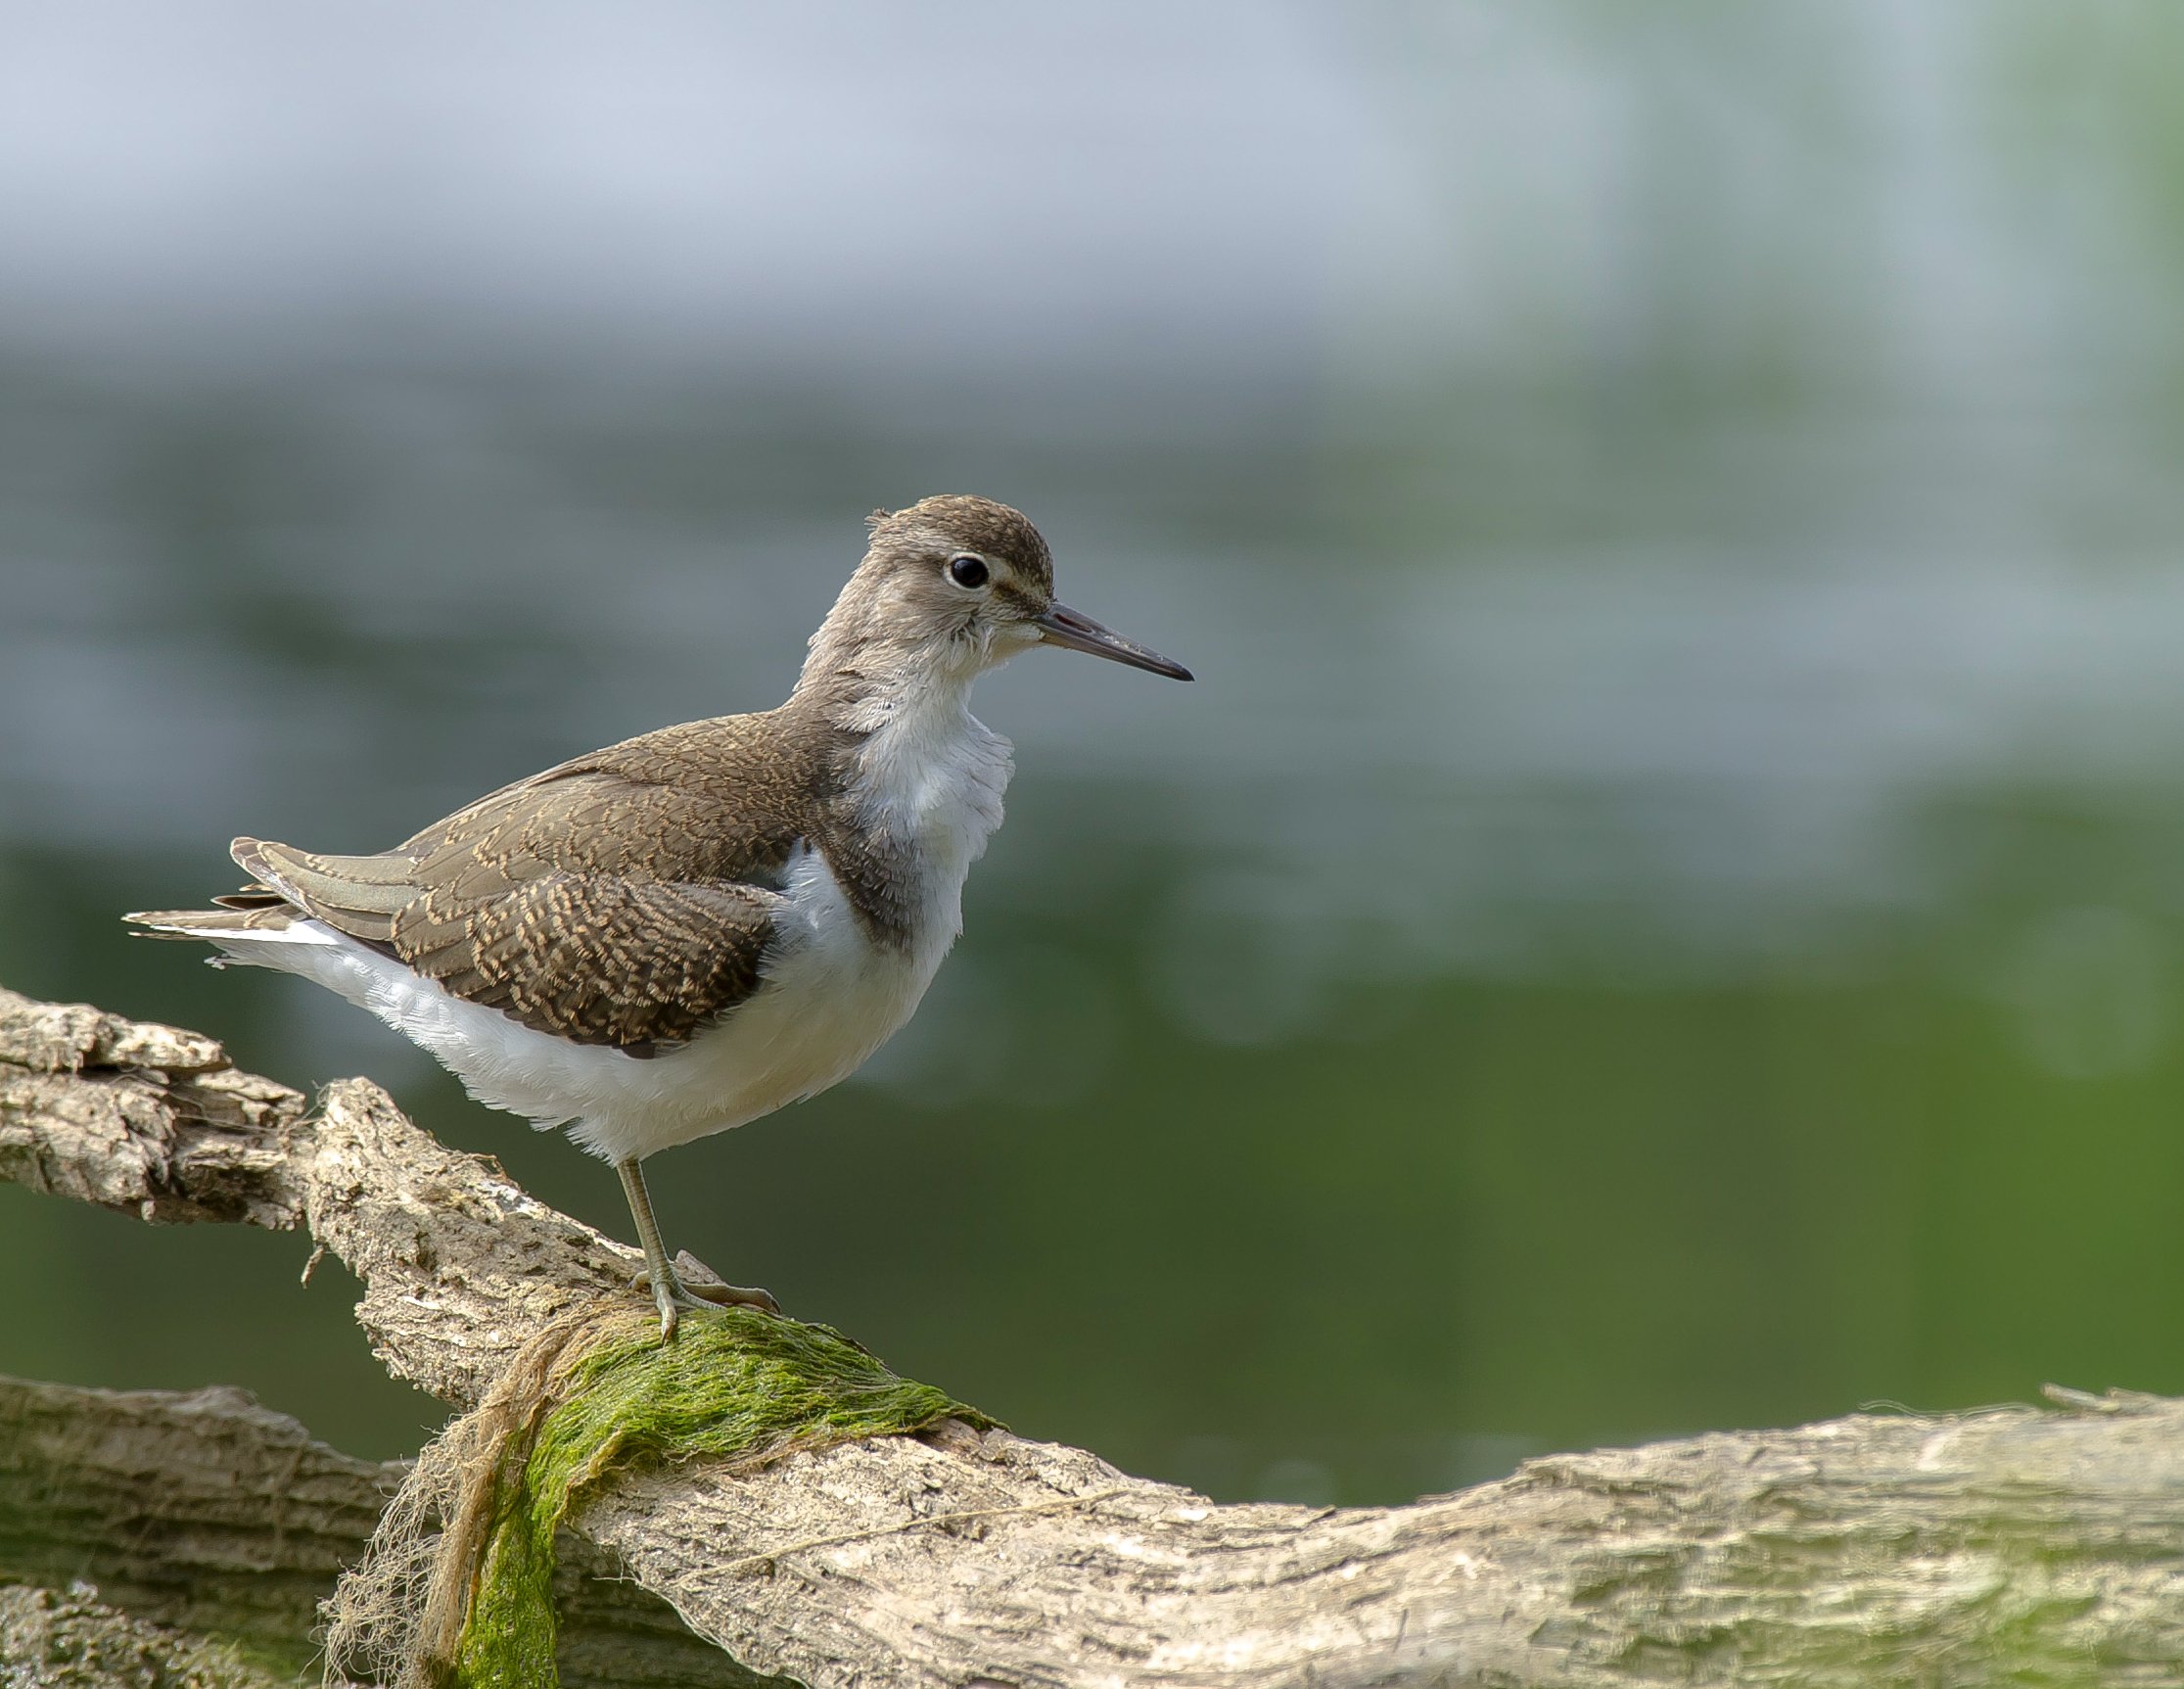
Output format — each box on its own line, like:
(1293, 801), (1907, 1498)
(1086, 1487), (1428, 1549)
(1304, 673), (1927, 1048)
(454, 1304), (993, 1689)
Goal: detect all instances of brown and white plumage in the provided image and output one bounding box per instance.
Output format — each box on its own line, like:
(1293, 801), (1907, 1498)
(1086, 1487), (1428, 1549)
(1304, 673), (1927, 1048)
(190, 716), (845, 1055)
(127, 495), (1191, 1337)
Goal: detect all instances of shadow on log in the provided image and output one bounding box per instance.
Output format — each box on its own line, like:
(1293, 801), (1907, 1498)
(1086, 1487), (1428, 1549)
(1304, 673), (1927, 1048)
(2, 982), (2181, 1687)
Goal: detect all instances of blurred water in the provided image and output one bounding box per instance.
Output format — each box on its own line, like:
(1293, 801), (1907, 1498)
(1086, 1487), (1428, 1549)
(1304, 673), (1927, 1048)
(5, 0), (2184, 1500)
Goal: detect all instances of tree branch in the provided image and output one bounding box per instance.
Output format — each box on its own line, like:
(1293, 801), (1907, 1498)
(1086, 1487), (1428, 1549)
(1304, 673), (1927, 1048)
(4, 983), (2182, 1687)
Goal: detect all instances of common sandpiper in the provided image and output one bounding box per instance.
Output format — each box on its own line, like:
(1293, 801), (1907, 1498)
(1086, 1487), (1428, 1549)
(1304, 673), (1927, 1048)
(129, 495), (1191, 1337)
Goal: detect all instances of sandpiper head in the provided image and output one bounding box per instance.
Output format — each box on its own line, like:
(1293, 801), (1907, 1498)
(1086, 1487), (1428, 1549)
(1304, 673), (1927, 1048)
(857, 494), (1192, 682)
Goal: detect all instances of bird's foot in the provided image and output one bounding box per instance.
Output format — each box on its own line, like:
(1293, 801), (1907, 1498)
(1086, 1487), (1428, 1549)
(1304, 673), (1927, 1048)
(634, 1249), (780, 1339)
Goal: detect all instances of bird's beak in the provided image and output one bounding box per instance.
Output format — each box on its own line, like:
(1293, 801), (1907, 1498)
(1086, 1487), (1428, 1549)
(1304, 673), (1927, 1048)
(1035, 603), (1194, 681)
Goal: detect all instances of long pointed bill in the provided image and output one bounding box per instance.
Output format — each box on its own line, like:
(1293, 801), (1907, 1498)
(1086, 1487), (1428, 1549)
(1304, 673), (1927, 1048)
(1036, 602), (1194, 680)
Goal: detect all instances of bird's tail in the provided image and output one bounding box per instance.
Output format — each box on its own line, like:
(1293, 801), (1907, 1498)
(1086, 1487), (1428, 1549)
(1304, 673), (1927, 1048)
(123, 902), (301, 939)
(125, 834), (308, 940)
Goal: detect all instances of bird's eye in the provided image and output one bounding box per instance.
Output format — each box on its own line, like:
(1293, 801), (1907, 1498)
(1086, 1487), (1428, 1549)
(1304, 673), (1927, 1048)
(947, 554), (990, 589)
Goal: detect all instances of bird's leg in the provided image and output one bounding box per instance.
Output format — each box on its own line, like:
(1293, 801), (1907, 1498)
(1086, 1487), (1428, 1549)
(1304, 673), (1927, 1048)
(615, 1156), (778, 1339)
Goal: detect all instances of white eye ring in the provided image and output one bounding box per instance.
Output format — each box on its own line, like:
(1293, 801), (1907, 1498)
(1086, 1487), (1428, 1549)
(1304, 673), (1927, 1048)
(947, 553), (991, 589)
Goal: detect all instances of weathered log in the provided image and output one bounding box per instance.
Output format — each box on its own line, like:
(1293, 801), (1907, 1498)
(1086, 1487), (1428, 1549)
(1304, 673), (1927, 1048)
(0, 1579), (288, 1689)
(3, 982), (2182, 1687)
(0, 1372), (776, 1688)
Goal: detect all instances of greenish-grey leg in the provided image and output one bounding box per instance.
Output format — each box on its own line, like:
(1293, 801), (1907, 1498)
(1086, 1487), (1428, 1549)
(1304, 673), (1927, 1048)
(615, 1156), (779, 1340)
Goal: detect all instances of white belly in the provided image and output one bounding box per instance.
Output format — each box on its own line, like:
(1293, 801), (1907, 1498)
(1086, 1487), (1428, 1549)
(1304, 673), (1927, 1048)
(199, 844), (953, 1165)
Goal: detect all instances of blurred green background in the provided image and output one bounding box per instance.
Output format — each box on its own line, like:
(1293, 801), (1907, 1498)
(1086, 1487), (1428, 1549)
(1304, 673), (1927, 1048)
(7, 2), (2184, 1506)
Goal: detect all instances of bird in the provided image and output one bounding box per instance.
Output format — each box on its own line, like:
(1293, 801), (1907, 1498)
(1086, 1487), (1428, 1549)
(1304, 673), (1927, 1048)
(128, 495), (1191, 1337)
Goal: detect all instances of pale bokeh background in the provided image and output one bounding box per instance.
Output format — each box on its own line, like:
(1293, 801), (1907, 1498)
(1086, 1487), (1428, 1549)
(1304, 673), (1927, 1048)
(6, 1), (2184, 1501)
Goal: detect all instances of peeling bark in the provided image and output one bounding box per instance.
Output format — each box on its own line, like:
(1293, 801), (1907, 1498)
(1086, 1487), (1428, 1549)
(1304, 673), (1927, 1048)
(4, 983), (2182, 1687)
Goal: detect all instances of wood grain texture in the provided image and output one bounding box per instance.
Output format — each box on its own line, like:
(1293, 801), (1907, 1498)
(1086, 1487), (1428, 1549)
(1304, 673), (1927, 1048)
(5, 982), (2182, 1687)
(0, 1582), (285, 1689)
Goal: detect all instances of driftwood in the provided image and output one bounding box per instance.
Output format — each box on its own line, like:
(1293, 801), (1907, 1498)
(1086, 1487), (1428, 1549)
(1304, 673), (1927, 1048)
(2, 982), (2182, 1687)
(0, 1373), (754, 1689)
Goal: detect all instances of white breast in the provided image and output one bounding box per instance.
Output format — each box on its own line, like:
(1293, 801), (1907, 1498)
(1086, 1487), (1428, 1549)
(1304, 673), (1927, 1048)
(844, 683), (1013, 974)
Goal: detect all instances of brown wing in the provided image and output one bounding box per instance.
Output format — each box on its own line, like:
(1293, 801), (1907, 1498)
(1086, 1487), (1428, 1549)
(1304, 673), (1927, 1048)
(230, 713), (836, 1053)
